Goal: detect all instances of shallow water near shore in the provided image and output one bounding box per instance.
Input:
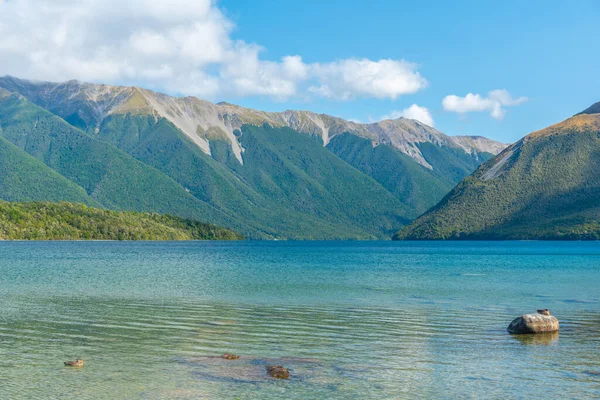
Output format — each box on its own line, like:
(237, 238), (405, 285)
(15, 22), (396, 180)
(1, 241), (599, 399)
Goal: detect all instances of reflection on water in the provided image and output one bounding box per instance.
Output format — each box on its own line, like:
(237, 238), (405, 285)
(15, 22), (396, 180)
(510, 331), (559, 346)
(0, 241), (600, 399)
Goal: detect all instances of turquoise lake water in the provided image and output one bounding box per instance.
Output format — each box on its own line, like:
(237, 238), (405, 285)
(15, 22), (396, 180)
(0, 241), (599, 399)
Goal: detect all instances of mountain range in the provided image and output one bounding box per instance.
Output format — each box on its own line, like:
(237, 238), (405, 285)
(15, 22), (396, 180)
(395, 102), (600, 240)
(0, 76), (506, 239)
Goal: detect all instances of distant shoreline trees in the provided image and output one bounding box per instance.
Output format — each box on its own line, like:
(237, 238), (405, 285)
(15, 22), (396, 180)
(0, 201), (243, 241)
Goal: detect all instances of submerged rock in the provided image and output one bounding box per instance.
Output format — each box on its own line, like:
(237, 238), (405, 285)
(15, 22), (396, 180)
(507, 311), (559, 334)
(183, 356), (317, 382)
(64, 359), (84, 367)
(222, 353), (240, 360)
(266, 365), (290, 379)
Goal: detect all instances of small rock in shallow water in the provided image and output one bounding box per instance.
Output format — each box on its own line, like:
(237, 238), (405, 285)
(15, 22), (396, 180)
(64, 359), (84, 367)
(221, 353), (240, 360)
(266, 365), (290, 379)
(507, 312), (559, 334)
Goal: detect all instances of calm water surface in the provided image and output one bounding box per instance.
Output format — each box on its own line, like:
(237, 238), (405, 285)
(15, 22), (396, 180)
(0, 241), (599, 399)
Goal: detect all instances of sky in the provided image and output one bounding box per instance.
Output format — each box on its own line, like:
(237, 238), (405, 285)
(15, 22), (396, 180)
(0, 0), (598, 143)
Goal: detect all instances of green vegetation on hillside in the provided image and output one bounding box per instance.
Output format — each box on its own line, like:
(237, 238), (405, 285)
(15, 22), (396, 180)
(0, 201), (243, 240)
(327, 134), (495, 217)
(234, 124), (411, 236)
(0, 91), (232, 228)
(416, 142), (494, 184)
(0, 136), (97, 204)
(394, 111), (600, 240)
(97, 115), (410, 239)
(327, 133), (455, 216)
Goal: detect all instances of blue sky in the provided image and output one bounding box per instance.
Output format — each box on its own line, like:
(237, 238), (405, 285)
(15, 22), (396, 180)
(0, 0), (598, 143)
(220, 0), (600, 142)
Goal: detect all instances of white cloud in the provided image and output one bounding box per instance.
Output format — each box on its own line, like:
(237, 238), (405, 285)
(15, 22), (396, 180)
(129, 31), (175, 57)
(381, 104), (434, 127)
(310, 59), (427, 100)
(0, 0), (427, 101)
(442, 89), (527, 120)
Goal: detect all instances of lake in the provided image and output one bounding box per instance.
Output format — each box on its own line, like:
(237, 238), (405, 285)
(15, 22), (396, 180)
(0, 241), (599, 399)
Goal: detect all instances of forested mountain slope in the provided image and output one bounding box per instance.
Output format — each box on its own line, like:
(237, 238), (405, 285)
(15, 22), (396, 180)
(395, 103), (600, 240)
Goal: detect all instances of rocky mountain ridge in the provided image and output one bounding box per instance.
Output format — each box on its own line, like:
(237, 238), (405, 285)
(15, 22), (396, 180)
(0, 76), (507, 168)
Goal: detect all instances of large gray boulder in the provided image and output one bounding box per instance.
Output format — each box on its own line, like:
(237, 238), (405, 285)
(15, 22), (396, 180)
(507, 311), (559, 334)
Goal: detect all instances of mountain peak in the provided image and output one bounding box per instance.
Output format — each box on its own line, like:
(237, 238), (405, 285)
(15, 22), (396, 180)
(530, 112), (600, 139)
(577, 101), (600, 115)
